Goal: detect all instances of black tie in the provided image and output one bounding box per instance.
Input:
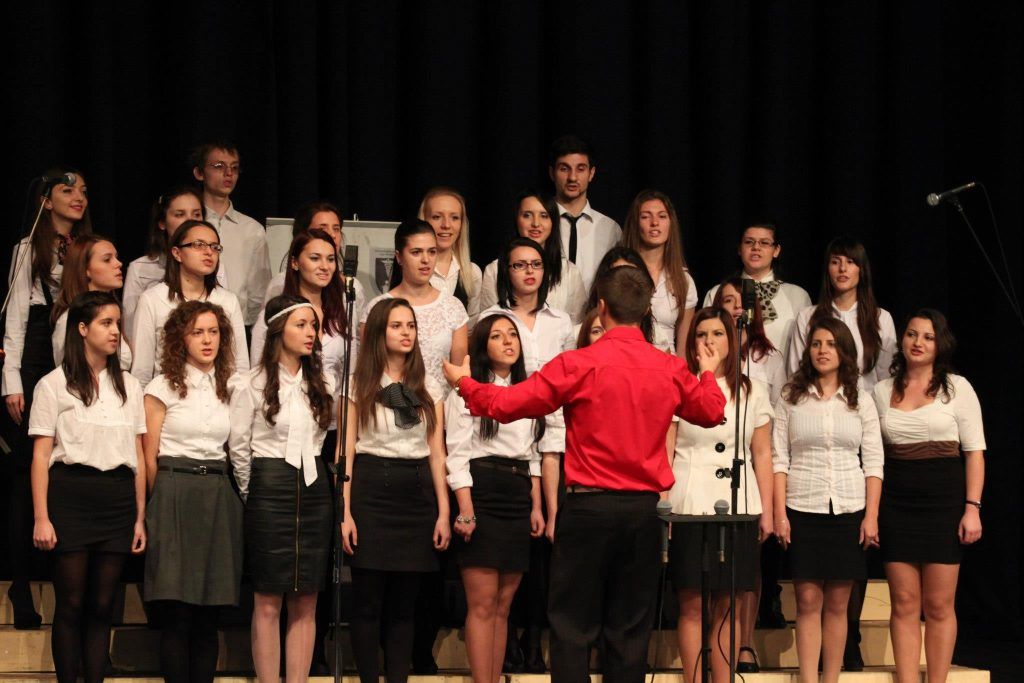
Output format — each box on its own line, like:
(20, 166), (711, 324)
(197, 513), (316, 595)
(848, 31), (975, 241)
(563, 213), (580, 264)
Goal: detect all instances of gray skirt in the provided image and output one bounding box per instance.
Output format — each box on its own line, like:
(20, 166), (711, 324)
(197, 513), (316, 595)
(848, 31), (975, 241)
(144, 456), (244, 606)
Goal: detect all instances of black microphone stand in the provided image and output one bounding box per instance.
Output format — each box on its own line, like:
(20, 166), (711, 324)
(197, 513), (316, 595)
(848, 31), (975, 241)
(726, 312), (750, 683)
(332, 271), (357, 683)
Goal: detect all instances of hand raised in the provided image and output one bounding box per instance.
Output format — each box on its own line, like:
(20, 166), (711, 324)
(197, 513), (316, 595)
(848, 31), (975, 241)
(442, 354), (472, 389)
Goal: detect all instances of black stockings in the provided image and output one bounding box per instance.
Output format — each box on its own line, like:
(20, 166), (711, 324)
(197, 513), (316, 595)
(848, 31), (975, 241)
(349, 568), (421, 683)
(155, 601), (221, 683)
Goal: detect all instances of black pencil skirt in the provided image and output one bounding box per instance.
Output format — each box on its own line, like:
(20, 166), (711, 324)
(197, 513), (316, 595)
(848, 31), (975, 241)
(245, 458), (333, 594)
(48, 463), (136, 554)
(668, 519), (759, 592)
(452, 456), (533, 572)
(347, 453), (439, 573)
(880, 457), (965, 564)
(786, 507), (866, 581)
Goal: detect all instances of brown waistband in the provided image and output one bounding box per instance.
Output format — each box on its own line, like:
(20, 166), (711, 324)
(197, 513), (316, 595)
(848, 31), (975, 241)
(884, 441), (961, 461)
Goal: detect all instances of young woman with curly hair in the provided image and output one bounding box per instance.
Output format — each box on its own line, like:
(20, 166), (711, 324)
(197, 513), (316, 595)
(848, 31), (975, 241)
(228, 294), (336, 683)
(772, 316), (883, 683)
(141, 300), (242, 683)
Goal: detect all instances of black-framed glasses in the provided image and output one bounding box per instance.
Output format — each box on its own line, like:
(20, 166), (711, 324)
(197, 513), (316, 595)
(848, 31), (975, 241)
(742, 238), (776, 249)
(509, 260), (544, 272)
(180, 240), (224, 253)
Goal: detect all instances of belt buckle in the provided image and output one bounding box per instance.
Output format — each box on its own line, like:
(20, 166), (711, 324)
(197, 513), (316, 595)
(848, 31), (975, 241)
(196, 465), (208, 476)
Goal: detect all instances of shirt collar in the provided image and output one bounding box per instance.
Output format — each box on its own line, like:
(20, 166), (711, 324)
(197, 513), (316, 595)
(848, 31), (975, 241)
(742, 270), (776, 282)
(279, 365), (304, 388)
(599, 326), (646, 343)
(556, 200), (594, 222)
(185, 363), (216, 389)
(807, 382), (847, 401)
(490, 372), (512, 387)
(206, 201), (239, 224)
(832, 300), (858, 316)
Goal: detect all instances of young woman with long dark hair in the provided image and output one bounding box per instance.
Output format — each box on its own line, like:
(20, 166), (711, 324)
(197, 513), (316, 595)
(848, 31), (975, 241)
(479, 190), (587, 323)
(29, 291), (146, 683)
(3, 168), (91, 628)
(669, 307), (774, 683)
(51, 235), (131, 369)
(131, 220), (248, 387)
(228, 295), (335, 683)
(341, 297), (450, 683)
(446, 313), (545, 683)
(143, 301), (242, 683)
(873, 309), (985, 683)
(773, 316), (883, 683)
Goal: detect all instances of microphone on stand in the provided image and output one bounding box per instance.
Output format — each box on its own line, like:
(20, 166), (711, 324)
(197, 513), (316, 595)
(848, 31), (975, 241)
(656, 499), (672, 565)
(714, 500), (729, 563)
(739, 278), (757, 327)
(926, 181), (977, 207)
(41, 173), (77, 198)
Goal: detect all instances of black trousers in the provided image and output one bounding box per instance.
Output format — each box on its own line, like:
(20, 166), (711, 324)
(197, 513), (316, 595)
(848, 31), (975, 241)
(548, 491), (661, 683)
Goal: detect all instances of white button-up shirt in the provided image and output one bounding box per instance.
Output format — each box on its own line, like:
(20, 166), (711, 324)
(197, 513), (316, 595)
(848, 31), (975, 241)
(227, 367), (334, 499)
(772, 385), (884, 514)
(348, 374), (444, 459)
(205, 202), (272, 326)
(430, 257), (482, 325)
(444, 373), (541, 490)
(478, 257), (588, 325)
(703, 271), (812, 357)
(556, 201), (622, 294)
(144, 366), (231, 461)
(130, 283), (249, 388)
(28, 367), (146, 471)
(122, 255), (227, 338)
(650, 270), (698, 354)
(787, 302), (898, 393)
(3, 240), (61, 395)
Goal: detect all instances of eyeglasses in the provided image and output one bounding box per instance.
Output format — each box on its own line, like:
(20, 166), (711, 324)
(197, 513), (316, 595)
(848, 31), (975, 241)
(179, 240), (224, 253)
(206, 162), (240, 174)
(742, 238), (776, 249)
(509, 260), (544, 272)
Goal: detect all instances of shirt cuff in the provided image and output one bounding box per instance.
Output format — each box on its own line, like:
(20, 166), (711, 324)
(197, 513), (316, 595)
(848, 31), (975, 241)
(447, 471), (473, 490)
(529, 461), (542, 478)
(3, 369), (24, 396)
(772, 463), (789, 474)
(27, 427), (54, 437)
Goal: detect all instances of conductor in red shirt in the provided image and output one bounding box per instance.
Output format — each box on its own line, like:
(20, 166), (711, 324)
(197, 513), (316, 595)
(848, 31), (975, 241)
(444, 266), (726, 683)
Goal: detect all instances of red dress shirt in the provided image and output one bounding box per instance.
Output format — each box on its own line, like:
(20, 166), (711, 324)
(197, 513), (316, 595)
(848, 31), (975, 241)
(459, 326), (726, 492)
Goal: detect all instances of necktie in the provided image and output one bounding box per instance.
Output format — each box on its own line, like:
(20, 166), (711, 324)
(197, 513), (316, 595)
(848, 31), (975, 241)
(562, 213), (580, 264)
(753, 280), (782, 322)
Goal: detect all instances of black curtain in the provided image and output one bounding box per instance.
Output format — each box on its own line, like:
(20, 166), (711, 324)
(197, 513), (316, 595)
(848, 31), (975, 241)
(3, 0), (1022, 664)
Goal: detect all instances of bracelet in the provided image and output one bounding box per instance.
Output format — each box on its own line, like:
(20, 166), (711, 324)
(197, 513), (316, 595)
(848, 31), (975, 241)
(455, 515), (477, 524)
(965, 499), (982, 510)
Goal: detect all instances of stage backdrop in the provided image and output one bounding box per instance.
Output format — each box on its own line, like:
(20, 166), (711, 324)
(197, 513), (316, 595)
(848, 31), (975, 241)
(2, 0), (1021, 658)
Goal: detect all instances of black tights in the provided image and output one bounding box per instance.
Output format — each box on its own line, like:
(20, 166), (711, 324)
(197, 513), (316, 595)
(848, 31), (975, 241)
(51, 551), (127, 683)
(155, 601), (220, 683)
(350, 568), (421, 683)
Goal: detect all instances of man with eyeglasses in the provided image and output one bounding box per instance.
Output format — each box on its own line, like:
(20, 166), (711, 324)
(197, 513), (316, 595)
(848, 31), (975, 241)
(702, 222), (811, 355)
(190, 141), (271, 330)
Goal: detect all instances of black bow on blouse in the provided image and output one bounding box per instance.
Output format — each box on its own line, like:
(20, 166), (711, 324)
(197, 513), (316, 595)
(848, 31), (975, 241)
(377, 382), (423, 429)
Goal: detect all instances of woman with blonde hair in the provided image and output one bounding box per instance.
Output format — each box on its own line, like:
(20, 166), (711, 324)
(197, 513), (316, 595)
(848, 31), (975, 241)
(418, 186), (482, 321)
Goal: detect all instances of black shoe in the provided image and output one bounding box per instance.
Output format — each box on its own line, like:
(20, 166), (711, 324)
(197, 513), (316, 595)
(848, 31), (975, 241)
(411, 655), (439, 675)
(8, 584), (42, 630)
(736, 646), (760, 673)
(843, 644), (864, 671)
(520, 628), (546, 673)
(503, 630), (525, 673)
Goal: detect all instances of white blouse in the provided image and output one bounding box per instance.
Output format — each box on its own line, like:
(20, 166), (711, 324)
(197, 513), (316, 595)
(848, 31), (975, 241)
(478, 257), (588, 325)
(430, 257), (482, 324)
(227, 367), (335, 499)
(669, 377), (773, 515)
(28, 367), (146, 471)
(651, 270), (698, 354)
(444, 373), (542, 490)
(772, 385), (884, 514)
(51, 310), (133, 371)
(349, 374), (444, 459)
(872, 375), (986, 452)
(3, 240), (61, 395)
(361, 292), (468, 397)
(745, 347), (787, 407)
(703, 272), (812, 357)
(144, 366), (231, 461)
(130, 282), (249, 388)
(122, 255), (227, 340)
(477, 304), (575, 454)
(787, 303), (897, 393)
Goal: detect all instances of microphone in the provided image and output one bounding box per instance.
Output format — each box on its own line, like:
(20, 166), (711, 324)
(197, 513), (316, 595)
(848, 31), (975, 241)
(740, 278), (757, 326)
(41, 173), (77, 198)
(343, 245), (359, 279)
(656, 499), (672, 564)
(926, 181), (977, 207)
(714, 499), (729, 563)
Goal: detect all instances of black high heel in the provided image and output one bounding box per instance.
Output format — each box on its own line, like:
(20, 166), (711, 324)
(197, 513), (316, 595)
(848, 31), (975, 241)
(8, 583), (42, 630)
(736, 646), (760, 673)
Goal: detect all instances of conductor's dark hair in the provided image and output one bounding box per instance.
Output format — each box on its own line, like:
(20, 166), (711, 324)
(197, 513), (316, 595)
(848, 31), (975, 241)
(596, 266), (653, 326)
(549, 134), (595, 167)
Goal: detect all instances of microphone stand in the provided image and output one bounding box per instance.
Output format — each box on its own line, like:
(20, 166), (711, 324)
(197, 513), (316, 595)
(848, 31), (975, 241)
(726, 312), (750, 683)
(332, 272), (356, 683)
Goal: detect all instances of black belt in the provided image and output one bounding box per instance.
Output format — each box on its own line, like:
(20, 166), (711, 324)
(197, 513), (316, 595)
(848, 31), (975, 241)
(158, 464), (225, 476)
(472, 458), (531, 479)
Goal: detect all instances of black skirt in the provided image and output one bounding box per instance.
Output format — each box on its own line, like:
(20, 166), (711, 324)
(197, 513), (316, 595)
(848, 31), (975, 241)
(347, 453), (438, 572)
(880, 457), (965, 564)
(48, 463), (136, 553)
(786, 507), (866, 581)
(453, 456), (533, 572)
(668, 519), (759, 592)
(5, 303), (56, 467)
(245, 458), (333, 593)
(144, 457), (244, 605)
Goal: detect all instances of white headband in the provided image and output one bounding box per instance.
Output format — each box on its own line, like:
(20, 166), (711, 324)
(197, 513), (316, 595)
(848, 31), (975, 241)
(267, 302), (316, 325)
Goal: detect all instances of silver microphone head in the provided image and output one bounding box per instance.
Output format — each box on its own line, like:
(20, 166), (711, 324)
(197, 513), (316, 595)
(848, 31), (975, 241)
(713, 500), (729, 515)
(926, 192), (941, 207)
(656, 499), (673, 517)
